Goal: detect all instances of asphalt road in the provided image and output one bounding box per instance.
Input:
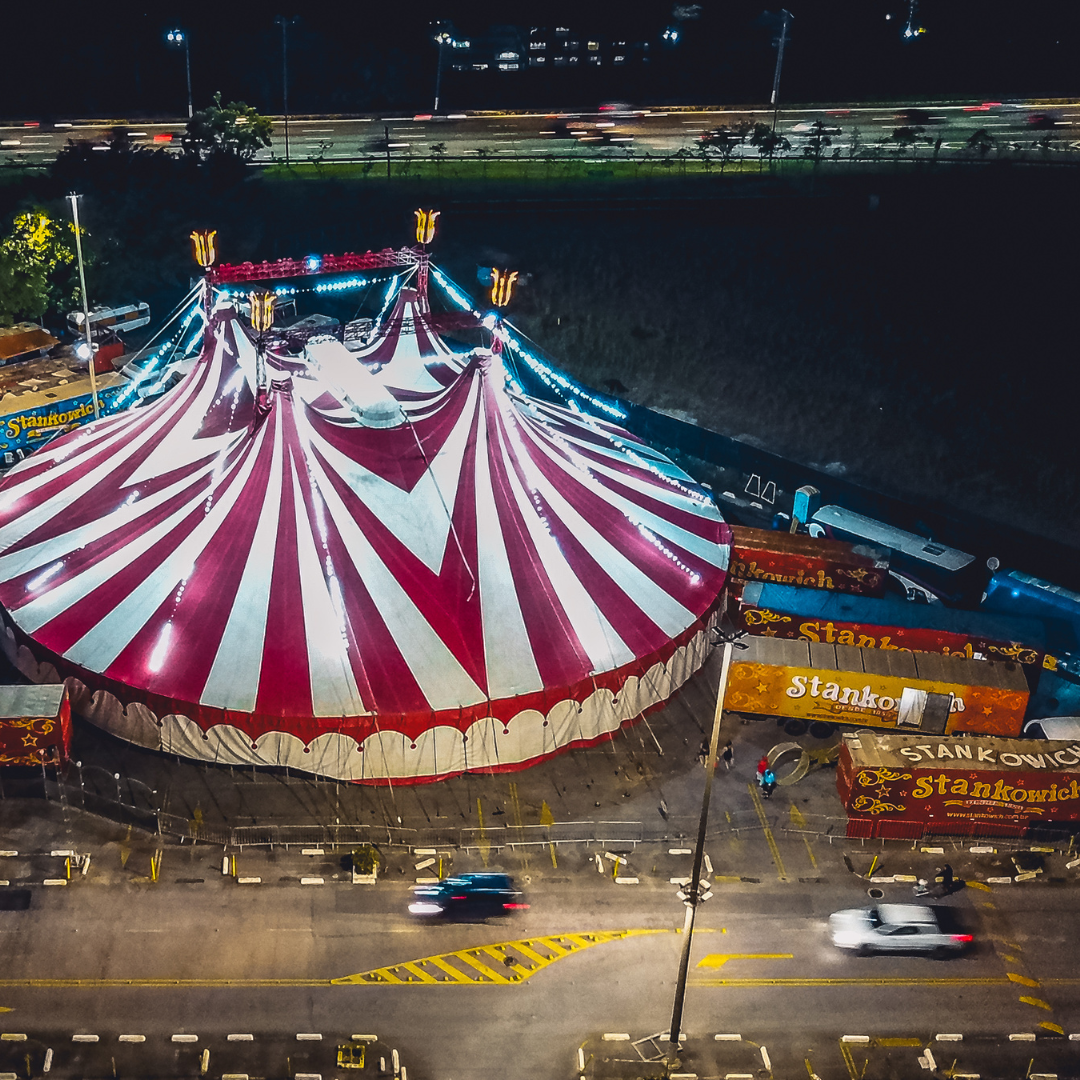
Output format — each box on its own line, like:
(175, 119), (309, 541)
(3, 825), (1080, 1079)
(3, 98), (1079, 167)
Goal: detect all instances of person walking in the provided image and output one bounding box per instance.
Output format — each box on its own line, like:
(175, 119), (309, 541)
(697, 737), (709, 766)
(940, 863), (954, 894)
(722, 741), (734, 770)
(760, 767), (776, 799)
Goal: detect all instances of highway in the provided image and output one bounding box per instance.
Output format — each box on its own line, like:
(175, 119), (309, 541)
(2, 99), (1079, 167)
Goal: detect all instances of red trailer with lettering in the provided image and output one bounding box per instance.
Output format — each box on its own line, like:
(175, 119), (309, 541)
(728, 526), (889, 597)
(0, 685), (71, 767)
(838, 730), (1080, 839)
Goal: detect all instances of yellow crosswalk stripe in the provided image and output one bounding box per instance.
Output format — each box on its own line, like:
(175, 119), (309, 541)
(332, 929), (667, 986)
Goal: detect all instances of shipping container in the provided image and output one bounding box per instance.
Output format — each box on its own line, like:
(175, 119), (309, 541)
(728, 525), (889, 597)
(0, 684), (71, 767)
(725, 634), (1029, 738)
(838, 730), (1080, 839)
(734, 581), (1056, 672)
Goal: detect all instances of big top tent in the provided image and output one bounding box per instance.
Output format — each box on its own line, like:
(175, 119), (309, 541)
(0, 254), (730, 782)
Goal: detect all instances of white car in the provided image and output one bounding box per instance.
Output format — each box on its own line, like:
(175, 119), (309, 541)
(829, 904), (972, 957)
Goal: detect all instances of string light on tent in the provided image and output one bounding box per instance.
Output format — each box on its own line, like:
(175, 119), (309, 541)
(26, 561), (65, 594)
(509, 390), (705, 587)
(429, 265), (630, 423)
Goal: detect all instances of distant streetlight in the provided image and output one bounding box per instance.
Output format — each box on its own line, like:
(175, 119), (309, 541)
(66, 194), (100, 421)
(165, 29), (192, 119)
(275, 16), (300, 164)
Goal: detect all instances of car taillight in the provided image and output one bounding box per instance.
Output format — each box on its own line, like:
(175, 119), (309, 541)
(952, 934), (973, 942)
(503, 902), (530, 910)
(451, 895), (466, 900)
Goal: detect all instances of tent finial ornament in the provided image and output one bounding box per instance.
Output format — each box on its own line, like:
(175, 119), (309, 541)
(190, 229), (217, 269)
(415, 209), (440, 246)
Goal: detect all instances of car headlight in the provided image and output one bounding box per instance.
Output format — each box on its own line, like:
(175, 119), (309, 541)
(408, 901), (444, 915)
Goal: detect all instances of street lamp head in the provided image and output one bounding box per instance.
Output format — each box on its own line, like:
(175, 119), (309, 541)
(274, 15), (299, 28)
(166, 29), (185, 46)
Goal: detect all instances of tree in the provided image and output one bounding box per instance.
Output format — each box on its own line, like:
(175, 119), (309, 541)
(430, 142), (448, 177)
(749, 123), (790, 171)
(0, 211), (81, 325)
(698, 126), (743, 172)
(889, 125), (926, 160)
(967, 129), (996, 158)
(801, 120), (835, 167)
(181, 93), (273, 163)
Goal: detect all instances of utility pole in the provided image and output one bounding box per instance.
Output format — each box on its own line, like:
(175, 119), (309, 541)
(666, 638), (739, 1070)
(385, 125), (392, 180)
(67, 194), (100, 421)
(275, 16), (299, 164)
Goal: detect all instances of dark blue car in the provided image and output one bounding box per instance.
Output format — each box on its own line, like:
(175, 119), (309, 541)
(408, 873), (527, 919)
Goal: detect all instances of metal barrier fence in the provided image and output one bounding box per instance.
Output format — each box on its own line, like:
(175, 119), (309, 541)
(17, 772), (1079, 856)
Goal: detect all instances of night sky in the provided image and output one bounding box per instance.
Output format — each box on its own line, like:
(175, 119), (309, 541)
(3, 0), (1077, 119)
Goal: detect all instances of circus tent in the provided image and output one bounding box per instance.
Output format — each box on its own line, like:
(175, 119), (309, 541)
(0, 277), (730, 782)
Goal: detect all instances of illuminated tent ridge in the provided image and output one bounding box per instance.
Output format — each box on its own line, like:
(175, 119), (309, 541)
(0, 288), (730, 782)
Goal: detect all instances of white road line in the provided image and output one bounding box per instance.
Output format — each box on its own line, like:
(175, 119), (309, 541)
(72, 1035), (99, 1043)
(227, 1034), (254, 1042)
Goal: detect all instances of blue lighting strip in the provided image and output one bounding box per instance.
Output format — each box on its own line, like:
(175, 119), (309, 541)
(215, 272), (393, 300)
(429, 264), (628, 423)
(108, 301), (205, 412)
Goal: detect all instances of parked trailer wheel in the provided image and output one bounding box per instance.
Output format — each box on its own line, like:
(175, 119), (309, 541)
(784, 718), (808, 737)
(809, 721), (834, 740)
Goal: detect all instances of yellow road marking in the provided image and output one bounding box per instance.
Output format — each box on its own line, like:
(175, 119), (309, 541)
(966, 881), (992, 892)
(332, 929), (668, 986)
(789, 805), (807, 828)
(1040, 1022), (1065, 1035)
(697, 953), (793, 970)
(839, 1040), (859, 1080)
(748, 783), (787, 881)
(1008, 973), (1040, 988)
(878, 1038), (922, 1047)
(1018, 995), (1053, 1011)
(0, 1007), (11, 1013)
(803, 836), (818, 870)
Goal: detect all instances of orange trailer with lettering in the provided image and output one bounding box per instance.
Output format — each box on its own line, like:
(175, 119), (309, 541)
(725, 634), (1029, 738)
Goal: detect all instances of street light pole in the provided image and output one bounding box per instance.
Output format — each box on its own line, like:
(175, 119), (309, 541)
(67, 194), (100, 421)
(166, 30), (192, 119)
(666, 639), (737, 1070)
(770, 9), (793, 122)
(434, 38), (445, 114)
(275, 16), (299, 164)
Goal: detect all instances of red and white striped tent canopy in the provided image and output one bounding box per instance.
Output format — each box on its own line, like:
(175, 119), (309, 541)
(0, 289), (730, 781)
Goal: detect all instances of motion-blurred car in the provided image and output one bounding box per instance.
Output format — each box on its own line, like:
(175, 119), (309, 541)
(829, 904), (972, 957)
(408, 873), (527, 919)
(791, 121), (842, 135)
